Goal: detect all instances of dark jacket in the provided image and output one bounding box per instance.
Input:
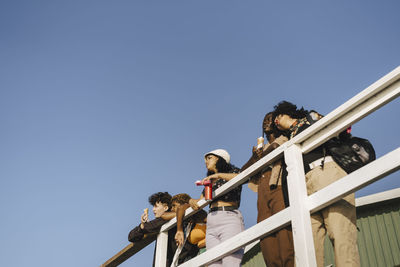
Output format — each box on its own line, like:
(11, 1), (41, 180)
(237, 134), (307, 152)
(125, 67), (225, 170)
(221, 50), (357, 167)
(128, 217), (167, 242)
(128, 217), (200, 266)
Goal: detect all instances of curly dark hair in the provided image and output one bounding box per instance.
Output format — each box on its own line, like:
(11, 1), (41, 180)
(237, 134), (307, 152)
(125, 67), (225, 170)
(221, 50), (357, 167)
(207, 156), (238, 176)
(171, 193), (191, 205)
(148, 192), (172, 209)
(272, 101), (308, 120)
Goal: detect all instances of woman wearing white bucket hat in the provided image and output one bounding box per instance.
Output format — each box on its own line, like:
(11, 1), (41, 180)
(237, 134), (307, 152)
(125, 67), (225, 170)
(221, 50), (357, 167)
(188, 148), (244, 267)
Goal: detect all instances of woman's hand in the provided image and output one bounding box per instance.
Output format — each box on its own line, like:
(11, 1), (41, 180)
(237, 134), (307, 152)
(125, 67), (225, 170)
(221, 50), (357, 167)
(202, 173), (219, 182)
(175, 230), (185, 247)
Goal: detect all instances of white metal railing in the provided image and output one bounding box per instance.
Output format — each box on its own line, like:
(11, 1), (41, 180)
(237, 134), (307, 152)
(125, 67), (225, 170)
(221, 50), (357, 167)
(101, 66), (400, 267)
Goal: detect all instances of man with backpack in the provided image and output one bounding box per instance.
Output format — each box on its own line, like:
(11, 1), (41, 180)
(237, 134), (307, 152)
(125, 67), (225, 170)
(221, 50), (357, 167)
(272, 101), (360, 267)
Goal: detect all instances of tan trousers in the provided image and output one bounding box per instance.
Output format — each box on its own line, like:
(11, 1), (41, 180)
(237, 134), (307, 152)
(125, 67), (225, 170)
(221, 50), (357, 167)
(306, 161), (360, 267)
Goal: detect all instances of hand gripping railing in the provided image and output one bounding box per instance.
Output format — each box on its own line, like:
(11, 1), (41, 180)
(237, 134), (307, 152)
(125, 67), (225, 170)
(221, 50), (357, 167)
(101, 66), (400, 267)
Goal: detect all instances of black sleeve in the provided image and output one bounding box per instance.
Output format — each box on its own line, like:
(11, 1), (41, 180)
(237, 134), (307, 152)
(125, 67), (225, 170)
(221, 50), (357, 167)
(128, 225), (144, 242)
(128, 218), (167, 242)
(142, 217), (167, 233)
(241, 154), (258, 172)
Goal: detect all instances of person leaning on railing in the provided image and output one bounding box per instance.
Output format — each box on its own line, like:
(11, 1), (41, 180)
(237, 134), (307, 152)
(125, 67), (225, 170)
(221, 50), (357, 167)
(127, 192), (176, 266)
(170, 193), (207, 264)
(128, 192), (173, 243)
(174, 194), (207, 250)
(241, 112), (294, 267)
(189, 149), (244, 267)
(272, 101), (360, 267)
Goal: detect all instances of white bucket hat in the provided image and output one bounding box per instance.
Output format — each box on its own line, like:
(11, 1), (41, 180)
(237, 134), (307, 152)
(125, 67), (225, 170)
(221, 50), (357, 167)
(204, 149), (231, 164)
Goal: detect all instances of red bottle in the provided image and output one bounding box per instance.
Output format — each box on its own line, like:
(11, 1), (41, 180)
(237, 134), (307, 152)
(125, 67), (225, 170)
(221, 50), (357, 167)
(195, 180), (213, 200)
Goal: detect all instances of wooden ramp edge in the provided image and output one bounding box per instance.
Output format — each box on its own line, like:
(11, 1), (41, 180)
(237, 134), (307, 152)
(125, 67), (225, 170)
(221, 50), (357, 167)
(101, 233), (158, 267)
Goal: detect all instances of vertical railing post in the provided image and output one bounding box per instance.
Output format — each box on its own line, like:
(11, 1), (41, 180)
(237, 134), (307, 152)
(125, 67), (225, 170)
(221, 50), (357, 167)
(154, 231), (168, 267)
(284, 144), (317, 267)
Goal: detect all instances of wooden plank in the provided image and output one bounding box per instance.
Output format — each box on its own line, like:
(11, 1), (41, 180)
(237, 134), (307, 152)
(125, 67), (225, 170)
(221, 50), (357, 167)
(101, 233), (157, 267)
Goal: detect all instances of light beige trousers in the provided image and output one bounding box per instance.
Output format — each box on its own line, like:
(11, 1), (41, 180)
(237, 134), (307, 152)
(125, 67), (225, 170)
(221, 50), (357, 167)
(305, 161), (360, 267)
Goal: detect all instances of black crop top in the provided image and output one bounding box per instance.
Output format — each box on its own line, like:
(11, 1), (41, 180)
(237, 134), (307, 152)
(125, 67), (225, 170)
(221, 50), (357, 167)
(203, 166), (242, 207)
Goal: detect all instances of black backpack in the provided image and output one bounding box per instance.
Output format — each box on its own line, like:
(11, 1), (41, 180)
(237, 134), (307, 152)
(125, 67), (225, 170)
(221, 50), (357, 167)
(306, 111), (376, 173)
(325, 135), (376, 173)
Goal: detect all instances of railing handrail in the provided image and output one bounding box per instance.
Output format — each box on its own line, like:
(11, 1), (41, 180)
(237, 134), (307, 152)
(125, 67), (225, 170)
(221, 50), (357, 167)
(101, 233), (157, 267)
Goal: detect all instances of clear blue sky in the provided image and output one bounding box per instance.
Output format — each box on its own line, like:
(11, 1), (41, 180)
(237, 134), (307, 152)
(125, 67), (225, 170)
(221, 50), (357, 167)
(1, 1), (399, 266)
